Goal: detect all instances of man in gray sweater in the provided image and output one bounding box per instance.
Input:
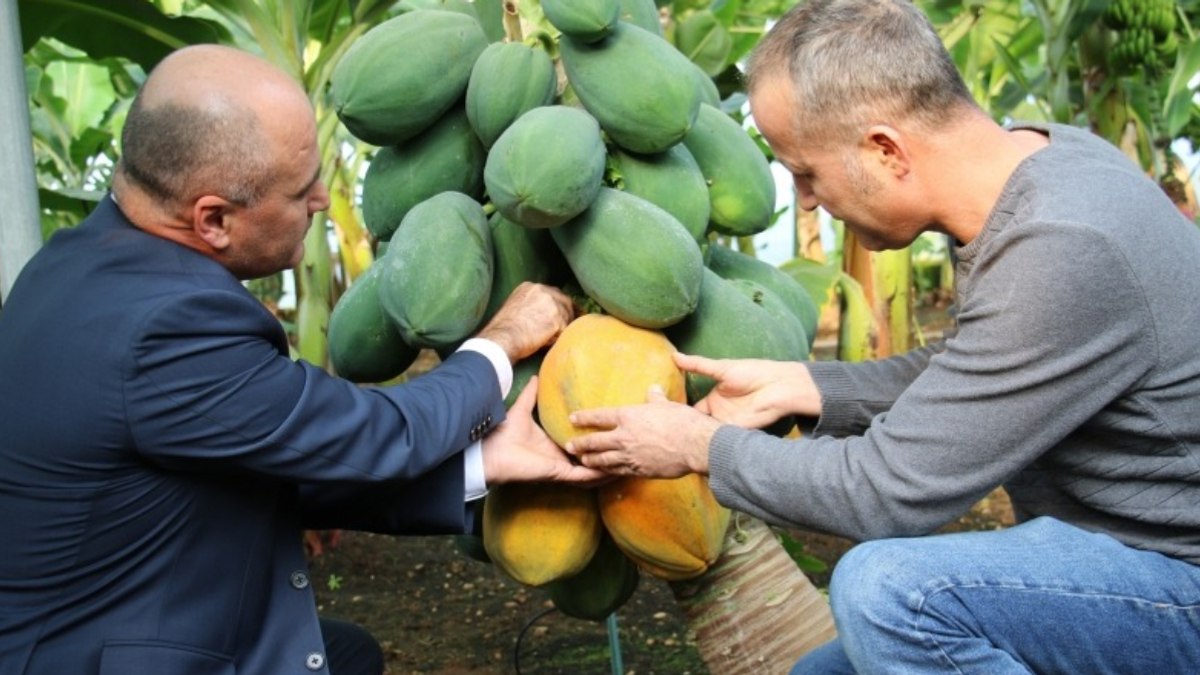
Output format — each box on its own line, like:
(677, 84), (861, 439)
(566, 0), (1200, 672)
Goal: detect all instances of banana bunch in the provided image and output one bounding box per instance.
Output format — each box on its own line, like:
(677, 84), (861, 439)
(1104, 0), (1179, 73)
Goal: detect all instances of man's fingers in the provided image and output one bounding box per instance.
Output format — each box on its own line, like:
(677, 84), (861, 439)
(567, 407), (619, 431)
(564, 427), (621, 456)
(674, 352), (723, 378)
(646, 384), (667, 403)
(510, 375), (538, 415)
(559, 464), (609, 484)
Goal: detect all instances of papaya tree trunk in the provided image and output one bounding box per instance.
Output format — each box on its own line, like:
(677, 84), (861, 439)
(670, 515), (836, 673)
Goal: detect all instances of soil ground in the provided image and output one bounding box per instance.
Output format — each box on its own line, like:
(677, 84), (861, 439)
(307, 491), (1014, 675)
(305, 298), (1013, 674)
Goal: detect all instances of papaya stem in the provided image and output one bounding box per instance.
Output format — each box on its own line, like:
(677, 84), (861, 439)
(502, 0), (524, 42)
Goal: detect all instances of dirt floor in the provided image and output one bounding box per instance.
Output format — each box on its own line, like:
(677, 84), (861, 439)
(307, 490), (1014, 675)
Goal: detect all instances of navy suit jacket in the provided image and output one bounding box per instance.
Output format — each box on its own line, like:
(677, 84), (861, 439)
(0, 196), (506, 674)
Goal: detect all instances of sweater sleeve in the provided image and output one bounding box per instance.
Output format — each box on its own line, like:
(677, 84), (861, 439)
(806, 343), (942, 437)
(708, 223), (1154, 540)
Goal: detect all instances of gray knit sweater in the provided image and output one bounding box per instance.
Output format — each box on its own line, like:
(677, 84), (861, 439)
(708, 123), (1200, 565)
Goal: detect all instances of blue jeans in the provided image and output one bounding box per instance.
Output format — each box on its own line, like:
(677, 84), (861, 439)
(791, 517), (1200, 674)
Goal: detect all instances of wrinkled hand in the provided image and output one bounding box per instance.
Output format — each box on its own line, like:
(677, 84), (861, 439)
(481, 376), (607, 485)
(476, 282), (574, 363)
(565, 385), (721, 478)
(678, 353), (819, 427)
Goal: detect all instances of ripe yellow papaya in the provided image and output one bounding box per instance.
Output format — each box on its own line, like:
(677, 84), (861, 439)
(482, 482), (602, 587)
(599, 474), (730, 581)
(536, 313), (686, 449)
(535, 315), (728, 582)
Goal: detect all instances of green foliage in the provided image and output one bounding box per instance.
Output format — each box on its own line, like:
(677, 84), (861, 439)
(775, 530), (829, 576)
(18, 0), (229, 71)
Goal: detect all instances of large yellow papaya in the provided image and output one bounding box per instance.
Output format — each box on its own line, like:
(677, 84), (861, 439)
(536, 313), (727, 580)
(599, 475), (730, 581)
(536, 313), (686, 448)
(482, 482), (601, 587)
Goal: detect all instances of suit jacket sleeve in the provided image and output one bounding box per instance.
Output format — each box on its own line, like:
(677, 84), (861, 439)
(296, 457), (474, 533)
(123, 287), (506, 494)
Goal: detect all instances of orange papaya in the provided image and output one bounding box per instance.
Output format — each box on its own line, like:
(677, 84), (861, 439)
(536, 313), (685, 449)
(482, 482), (602, 587)
(599, 474), (730, 581)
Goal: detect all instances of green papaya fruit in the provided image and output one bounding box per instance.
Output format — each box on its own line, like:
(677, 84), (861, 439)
(397, 0), (478, 19)
(506, 349), (546, 409)
(453, 533), (492, 563)
(560, 22), (702, 153)
(682, 103), (776, 236)
(361, 107), (486, 241)
(618, 0), (663, 36)
(473, 0), (507, 42)
(466, 42), (557, 149)
(328, 261), (420, 383)
(674, 10), (732, 77)
(689, 60), (721, 107)
(666, 268), (797, 403)
(546, 531), (640, 622)
(727, 279), (803, 437)
(331, 10), (487, 145)
(727, 278), (809, 361)
(483, 213), (568, 322)
(484, 105), (607, 228)
(707, 245), (819, 353)
(609, 144), (710, 247)
(550, 187), (703, 328)
(377, 192), (493, 349)
(542, 0), (620, 43)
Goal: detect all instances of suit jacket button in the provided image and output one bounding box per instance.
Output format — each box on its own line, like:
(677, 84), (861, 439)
(305, 651), (325, 671)
(290, 571), (309, 589)
(485, 415), (493, 425)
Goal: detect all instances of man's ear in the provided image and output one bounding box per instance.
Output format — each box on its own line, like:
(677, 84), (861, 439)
(862, 124), (910, 178)
(192, 194), (234, 251)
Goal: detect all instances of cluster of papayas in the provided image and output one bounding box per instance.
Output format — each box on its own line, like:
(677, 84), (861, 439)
(325, 1), (823, 621)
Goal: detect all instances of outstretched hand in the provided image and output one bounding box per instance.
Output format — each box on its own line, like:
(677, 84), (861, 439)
(565, 385), (720, 478)
(476, 282), (574, 363)
(481, 376), (607, 486)
(677, 352), (819, 427)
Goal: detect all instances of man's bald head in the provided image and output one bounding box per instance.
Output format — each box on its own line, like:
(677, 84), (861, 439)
(116, 45), (312, 208)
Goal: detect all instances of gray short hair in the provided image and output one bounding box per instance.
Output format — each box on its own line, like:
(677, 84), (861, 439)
(117, 93), (272, 207)
(747, 0), (975, 144)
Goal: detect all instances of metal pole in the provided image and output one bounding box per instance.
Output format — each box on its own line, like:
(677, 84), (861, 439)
(0, 0), (44, 303)
(606, 613), (624, 675)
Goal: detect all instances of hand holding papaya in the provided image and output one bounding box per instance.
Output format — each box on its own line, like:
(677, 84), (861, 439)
(481, 376), (607, 486)
(565, 385), (721, 478)
(476, 282), (574, 363)
(678, 353), (821, 427)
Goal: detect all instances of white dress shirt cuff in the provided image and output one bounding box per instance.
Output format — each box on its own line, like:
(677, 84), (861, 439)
(457, 337), (513, 399)
(463, 440), (487, 501)
(456, 338), (512, 500)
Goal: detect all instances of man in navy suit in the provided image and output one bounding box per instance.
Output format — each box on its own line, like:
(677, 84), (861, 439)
(0, 44), (601, 674)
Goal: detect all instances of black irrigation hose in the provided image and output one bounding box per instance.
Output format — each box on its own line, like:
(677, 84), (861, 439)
(513, 606), (559, 675)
